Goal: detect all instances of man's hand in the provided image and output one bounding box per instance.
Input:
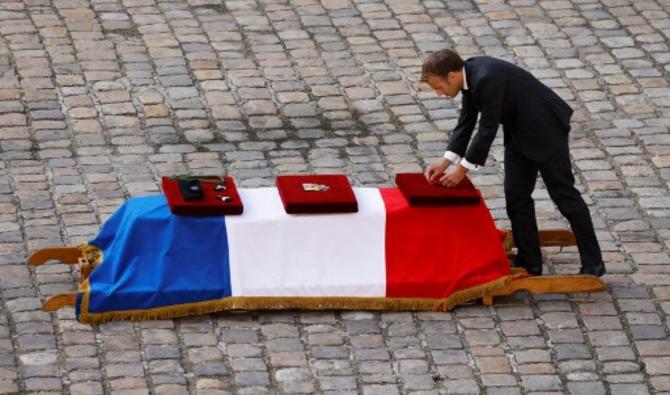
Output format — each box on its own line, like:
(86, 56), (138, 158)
(425, 159), (451, 184)
(437, 165), (468, 188)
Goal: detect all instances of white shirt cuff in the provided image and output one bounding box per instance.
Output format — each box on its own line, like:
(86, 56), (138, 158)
(443, 151), (461, 162)
(460, 158), (480, 171)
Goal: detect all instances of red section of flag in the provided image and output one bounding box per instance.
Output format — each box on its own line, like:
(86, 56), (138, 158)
(380, 188), (509, 298)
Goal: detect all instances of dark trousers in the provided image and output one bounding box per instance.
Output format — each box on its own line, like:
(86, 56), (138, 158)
(504, 140), (602, 272)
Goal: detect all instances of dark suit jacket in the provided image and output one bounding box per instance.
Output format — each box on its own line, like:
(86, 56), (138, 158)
(447, 57), (574, 164)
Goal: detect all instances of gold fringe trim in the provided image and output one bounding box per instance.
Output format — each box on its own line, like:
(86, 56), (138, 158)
(77, 274), (523, 324)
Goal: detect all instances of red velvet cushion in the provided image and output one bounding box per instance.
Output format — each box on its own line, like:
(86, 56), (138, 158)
(276, 175), (358, 214)
(162, 176), (243, 216)
(395, 173), (481, 206)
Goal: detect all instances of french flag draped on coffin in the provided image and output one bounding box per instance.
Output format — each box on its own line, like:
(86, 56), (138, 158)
(76, 187), (511, 324)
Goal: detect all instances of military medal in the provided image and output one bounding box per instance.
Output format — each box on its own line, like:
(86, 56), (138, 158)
(302, 183), (330, 192)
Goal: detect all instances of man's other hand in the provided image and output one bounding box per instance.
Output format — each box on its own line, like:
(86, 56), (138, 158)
(437, 165), (468, 188)
(425, 159), (451, 184)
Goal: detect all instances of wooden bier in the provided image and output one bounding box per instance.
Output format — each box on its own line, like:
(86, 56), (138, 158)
(27, 229), (606, 313)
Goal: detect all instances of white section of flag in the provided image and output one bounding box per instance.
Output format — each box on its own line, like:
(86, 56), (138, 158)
(225, 187), (387, 297)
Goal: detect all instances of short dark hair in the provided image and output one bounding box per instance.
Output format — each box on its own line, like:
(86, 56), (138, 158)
(421, 49), (464, 81)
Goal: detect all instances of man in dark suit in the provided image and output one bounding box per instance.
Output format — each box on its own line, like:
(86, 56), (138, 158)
(422, 49), (605, 277)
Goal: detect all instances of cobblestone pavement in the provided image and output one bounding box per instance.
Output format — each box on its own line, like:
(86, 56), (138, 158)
(1, 0), (669, 393)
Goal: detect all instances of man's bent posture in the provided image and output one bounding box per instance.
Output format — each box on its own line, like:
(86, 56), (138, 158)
(422, 49), (604, 277)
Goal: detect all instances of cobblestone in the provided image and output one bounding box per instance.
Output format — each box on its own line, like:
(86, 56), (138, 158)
(1, 0), (669, 393)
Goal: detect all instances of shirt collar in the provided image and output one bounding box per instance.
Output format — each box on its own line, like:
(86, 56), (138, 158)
(462, 67), (469, 91)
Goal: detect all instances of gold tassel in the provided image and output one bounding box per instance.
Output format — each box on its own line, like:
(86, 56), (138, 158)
(79, 243), (103, 268)
(502, 231), (514, 253)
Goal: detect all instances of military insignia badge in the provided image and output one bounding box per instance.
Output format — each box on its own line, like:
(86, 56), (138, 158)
(276, 175), (358, 214)
(302, 183), (330, 192)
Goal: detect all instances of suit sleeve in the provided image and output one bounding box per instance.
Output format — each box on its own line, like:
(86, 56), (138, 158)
(445, 91), (478, 157)
(464, 74), (506, 166)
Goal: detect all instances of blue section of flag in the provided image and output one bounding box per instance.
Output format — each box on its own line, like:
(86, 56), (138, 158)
(84, 195), (232, 313)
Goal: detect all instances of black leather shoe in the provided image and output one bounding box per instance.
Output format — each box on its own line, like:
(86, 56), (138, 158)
(511, 261), (542, 276)
(579, 262), (606, 277)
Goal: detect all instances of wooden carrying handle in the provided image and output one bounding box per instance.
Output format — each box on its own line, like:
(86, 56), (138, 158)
(538, 229), (577, 247)
(504, 229), (577, 249)
(27, 247), (82, 266)
(42, 293), (76, 311)
(482, 274), (606, 305)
